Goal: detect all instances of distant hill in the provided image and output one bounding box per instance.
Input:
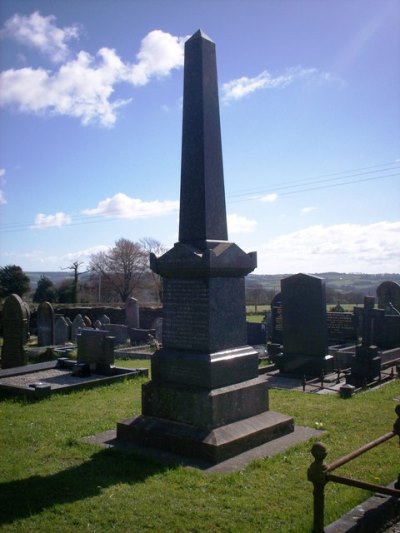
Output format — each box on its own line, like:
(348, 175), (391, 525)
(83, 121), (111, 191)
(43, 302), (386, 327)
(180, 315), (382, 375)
(26, 271), (400, 295)
(246, 272), (400, 295)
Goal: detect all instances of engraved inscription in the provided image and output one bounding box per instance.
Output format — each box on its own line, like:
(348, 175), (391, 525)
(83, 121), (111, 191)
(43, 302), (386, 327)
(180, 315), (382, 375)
(163, 278), (210, 350)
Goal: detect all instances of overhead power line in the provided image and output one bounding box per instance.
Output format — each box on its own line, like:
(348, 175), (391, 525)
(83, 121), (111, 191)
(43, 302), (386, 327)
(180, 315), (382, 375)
(0, 161), (399, 233)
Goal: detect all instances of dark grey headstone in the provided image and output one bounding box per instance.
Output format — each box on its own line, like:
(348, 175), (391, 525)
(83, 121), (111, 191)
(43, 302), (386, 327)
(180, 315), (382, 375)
(37, 301), (55, 346)
(1, 294), (29, 368)
(270, 292), (283, 345)
(277, 273), (333, 376)
(377, 281), (400, 310)
(327, 312), (357, 344)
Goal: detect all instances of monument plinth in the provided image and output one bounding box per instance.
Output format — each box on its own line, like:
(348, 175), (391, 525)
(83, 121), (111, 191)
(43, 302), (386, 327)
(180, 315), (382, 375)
(117, 30), (294, 463)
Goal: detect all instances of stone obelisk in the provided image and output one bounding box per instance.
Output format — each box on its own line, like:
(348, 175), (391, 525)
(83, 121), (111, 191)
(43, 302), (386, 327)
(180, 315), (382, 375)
(117, 30), (294, 463)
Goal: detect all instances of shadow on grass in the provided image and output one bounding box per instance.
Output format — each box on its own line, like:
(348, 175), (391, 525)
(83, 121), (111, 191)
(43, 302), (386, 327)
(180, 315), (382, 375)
(0, 447), (169, 526)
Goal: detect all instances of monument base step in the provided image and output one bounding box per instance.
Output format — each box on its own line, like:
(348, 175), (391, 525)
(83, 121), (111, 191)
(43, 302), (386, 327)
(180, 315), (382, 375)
(274, 354), (334, 377)
(116, 410), (294, 463)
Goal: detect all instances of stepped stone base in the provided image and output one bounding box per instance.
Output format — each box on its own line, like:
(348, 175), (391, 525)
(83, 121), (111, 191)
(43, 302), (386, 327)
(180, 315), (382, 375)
(274, 353), (334, 377)
(116, 410), (294, 463)
(142, 376), (268, 429)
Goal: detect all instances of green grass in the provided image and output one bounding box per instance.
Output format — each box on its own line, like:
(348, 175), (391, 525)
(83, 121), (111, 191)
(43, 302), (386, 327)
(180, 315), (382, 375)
(0, 360), (399, 532)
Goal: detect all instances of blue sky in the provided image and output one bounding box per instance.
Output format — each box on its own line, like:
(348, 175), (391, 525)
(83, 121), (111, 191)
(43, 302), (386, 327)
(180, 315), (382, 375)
(0, 0), (399, 275)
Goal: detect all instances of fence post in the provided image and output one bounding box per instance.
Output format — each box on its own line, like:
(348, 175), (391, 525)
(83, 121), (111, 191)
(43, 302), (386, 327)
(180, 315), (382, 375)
(308, 442), (328, 533)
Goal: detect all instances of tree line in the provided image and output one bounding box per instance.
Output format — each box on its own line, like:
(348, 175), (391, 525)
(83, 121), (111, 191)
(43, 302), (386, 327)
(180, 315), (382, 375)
(0, 237), (166, 305)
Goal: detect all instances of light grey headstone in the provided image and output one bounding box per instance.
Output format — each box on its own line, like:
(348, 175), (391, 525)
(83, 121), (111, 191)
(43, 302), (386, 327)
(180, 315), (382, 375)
(102, 324), (128, 345)
(151, 317), (163, 343)
(98, 314), (110, 325)
(77, 328), (115, 368)
(37, 301), (55, 346)
(55, 315), (69, 345)
(71, 314), (86, 342)
(125, 297), (139, 328)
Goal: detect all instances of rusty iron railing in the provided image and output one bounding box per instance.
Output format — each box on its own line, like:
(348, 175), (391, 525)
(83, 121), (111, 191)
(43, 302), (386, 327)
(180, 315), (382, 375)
(307, 404), (400, 532)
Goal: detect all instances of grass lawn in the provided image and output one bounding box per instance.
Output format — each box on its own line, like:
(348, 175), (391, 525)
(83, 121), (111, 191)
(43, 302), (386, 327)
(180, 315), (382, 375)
(0, 358), (399, 532)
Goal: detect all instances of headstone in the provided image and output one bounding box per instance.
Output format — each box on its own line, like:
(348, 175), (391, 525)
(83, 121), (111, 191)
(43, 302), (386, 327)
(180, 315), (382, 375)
(270, 292), (283, 345)
(128, 328), (156, 345)
(71, 314), (85, 342)
(102, 323), (128, 345)
(377, 281), (400, 311)
(116, 30), (294, 463)
(98, 314), (110, 325)
(37, 301), (55, 346)
(65, 316), (72, 339)
(347, 297), (381, 387)
(77, 328), (115, 373)
(55, 315), (69, 345)
(151, 317), (163, 343)
(125, 297), (139, 328)
(1, 294), (29, 368)
(275, 273), (334, 376)
(247, 322), (266, 345)
(83, 315), (92, 328)
(326, 312), (357, 344)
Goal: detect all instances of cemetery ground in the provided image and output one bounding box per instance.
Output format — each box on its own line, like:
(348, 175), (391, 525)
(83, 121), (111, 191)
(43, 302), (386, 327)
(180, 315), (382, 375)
(0, 358), (399, 532)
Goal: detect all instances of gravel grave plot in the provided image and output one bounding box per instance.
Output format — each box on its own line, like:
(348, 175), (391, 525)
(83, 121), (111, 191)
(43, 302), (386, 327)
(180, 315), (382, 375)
(0, 368), (111, 390)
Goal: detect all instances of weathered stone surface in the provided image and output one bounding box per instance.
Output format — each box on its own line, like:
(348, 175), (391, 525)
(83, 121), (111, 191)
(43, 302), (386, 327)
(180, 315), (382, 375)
(1, 294), (29, 369)
(102, 324), (128, 345)
(37, 301), (55, 346)
(55, 315), (69, 345)
(71, 314), (85, 342)
(125, 297), (139, 328)
(77, 328), (115, 370)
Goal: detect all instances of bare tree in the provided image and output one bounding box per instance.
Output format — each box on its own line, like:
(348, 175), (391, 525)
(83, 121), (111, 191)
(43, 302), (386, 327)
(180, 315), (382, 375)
(89, 238), (148, 303)
(61, 261), (86, 303)
(139, 237), (167, 304)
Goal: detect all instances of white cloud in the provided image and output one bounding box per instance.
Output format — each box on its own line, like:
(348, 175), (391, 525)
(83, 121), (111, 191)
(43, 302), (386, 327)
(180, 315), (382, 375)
(227, 213), (257, 234)
(257, 221), (400, 274)
(82, 192), (179, 219)
(32, 212), (72, 229)
(0, 26), (186, 126)
(0, 245), (111, 270)
(222, 66), (341, 103)
(0, 50), (131, 127)
(0, 168), (5, 178)
(259, 193), (278, 203)
(301, 206), (318, 215)
(0, 11), (80, 63)
(127, 30), (187, 85)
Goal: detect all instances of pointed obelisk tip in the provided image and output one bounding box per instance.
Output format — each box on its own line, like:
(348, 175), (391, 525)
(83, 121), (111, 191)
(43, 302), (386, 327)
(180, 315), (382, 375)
(188, 29), (214, 43)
